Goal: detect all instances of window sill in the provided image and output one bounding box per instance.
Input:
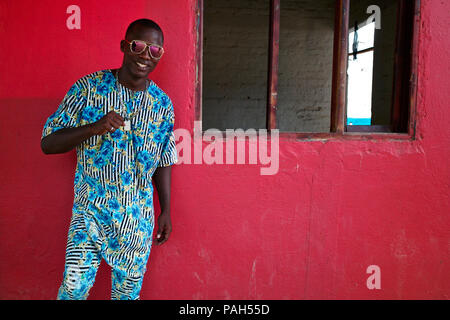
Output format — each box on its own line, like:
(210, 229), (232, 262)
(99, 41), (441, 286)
(284, 132), (414, 142)
(198, 130), (414, 142)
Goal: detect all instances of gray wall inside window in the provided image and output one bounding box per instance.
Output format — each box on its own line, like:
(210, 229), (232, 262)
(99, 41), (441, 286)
(278, 0), (335, 132)
(203, 0), (269, 131)
(203, 0), (335, 132)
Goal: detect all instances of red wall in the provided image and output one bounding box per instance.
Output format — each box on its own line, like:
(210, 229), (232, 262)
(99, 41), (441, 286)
(0, 0), (449, 299)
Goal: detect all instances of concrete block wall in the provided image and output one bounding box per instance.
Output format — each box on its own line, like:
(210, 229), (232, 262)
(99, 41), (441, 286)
(278, 0), (335, 132)
(203, 0), (335, 132)
(203, 0), (270, 130)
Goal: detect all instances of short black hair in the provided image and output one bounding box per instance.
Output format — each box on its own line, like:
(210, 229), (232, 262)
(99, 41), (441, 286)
(125, 19), (164, 43)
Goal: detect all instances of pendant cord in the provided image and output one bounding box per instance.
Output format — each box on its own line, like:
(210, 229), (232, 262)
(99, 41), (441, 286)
(113, 69), (152, 121)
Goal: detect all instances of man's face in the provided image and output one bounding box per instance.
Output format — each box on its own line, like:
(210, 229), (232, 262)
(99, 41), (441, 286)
(121, 26), (164, 78)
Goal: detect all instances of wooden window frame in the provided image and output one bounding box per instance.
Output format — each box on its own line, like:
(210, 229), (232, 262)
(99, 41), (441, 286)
(195, 0), (421, 141)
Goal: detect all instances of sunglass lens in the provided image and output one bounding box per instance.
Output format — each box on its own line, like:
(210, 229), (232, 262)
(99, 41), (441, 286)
(150, 46), (163, 59)
(131, 40), (146, 54)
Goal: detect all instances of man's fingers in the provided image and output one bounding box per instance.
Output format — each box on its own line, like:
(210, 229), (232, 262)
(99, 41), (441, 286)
(155, 230), (163, 244)
(162, 228), (171, 243)
(157, 235), (168, 245)
(112, 114), (125, 126)
(155, 227), (170, 245)
(114, 113), (125, 122)
(106, 118), (123, 132)
(105, 111), (125, 125)
(110, 118), (123, 128)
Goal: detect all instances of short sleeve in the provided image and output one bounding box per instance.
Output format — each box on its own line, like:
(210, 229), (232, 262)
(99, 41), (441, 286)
(41, 79), (87, 140)
(158, 107), (178, 168)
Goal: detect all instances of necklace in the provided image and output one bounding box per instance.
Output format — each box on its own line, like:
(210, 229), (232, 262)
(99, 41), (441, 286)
(112, 69), (153, 131)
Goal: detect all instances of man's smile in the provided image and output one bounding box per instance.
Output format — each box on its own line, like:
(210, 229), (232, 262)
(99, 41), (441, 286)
(135, 61), (150, 69)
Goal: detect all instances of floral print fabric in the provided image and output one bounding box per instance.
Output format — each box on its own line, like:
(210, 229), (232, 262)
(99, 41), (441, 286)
(42, 69), (178, 281)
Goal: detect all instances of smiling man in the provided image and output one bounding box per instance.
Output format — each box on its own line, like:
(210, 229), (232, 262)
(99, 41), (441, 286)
(40, 19), (178, 300)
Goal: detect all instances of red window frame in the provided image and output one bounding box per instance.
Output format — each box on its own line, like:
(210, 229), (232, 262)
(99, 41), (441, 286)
(195, 0), (421, 141)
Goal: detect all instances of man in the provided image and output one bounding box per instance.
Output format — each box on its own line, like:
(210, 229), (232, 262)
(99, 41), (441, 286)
(40, 19), (177, 300)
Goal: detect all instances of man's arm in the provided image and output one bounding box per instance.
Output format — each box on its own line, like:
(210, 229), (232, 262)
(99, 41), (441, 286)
(41, 111), (125, 154)
(153, 165), (173, 245)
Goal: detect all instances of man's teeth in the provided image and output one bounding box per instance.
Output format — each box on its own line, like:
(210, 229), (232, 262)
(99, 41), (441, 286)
(136, 62), (147, 68)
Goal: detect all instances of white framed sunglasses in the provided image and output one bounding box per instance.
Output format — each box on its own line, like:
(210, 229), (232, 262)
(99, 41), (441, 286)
(125, 39), (164, 60)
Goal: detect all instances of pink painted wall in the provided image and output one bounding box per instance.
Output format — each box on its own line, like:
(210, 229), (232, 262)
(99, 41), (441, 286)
(0, 0), (448, 299)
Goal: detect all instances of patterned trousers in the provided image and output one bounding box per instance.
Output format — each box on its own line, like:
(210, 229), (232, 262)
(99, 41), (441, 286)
(57, 213), (145, 300)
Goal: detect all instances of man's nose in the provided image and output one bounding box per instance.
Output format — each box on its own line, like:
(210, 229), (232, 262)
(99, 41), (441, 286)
(139, 47), (152, 60)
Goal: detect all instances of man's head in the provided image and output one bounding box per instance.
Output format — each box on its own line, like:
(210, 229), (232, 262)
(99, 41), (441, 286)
(120, 19), (164, 79)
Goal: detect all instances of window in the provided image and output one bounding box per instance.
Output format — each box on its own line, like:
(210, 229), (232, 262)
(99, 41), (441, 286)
(347, 21), (375, 127)
(196, 0), (420, 138)
(202, 0), (270, 131)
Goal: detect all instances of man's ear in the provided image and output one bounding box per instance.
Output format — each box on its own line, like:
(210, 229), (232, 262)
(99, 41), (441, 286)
(120, 40), (126, 53)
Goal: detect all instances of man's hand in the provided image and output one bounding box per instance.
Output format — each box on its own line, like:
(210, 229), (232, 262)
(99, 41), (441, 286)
(91, 111), (125, 135)
(155, 212), (172, 245)
(41, 110), (126, 154)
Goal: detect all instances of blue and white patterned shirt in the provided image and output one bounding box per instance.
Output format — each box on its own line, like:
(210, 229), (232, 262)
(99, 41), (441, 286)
(41, 69), (177, 276)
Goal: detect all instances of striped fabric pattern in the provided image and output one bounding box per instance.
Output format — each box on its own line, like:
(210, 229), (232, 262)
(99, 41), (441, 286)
(42, 70), (178, 296)
(57, 212), (145, 300)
